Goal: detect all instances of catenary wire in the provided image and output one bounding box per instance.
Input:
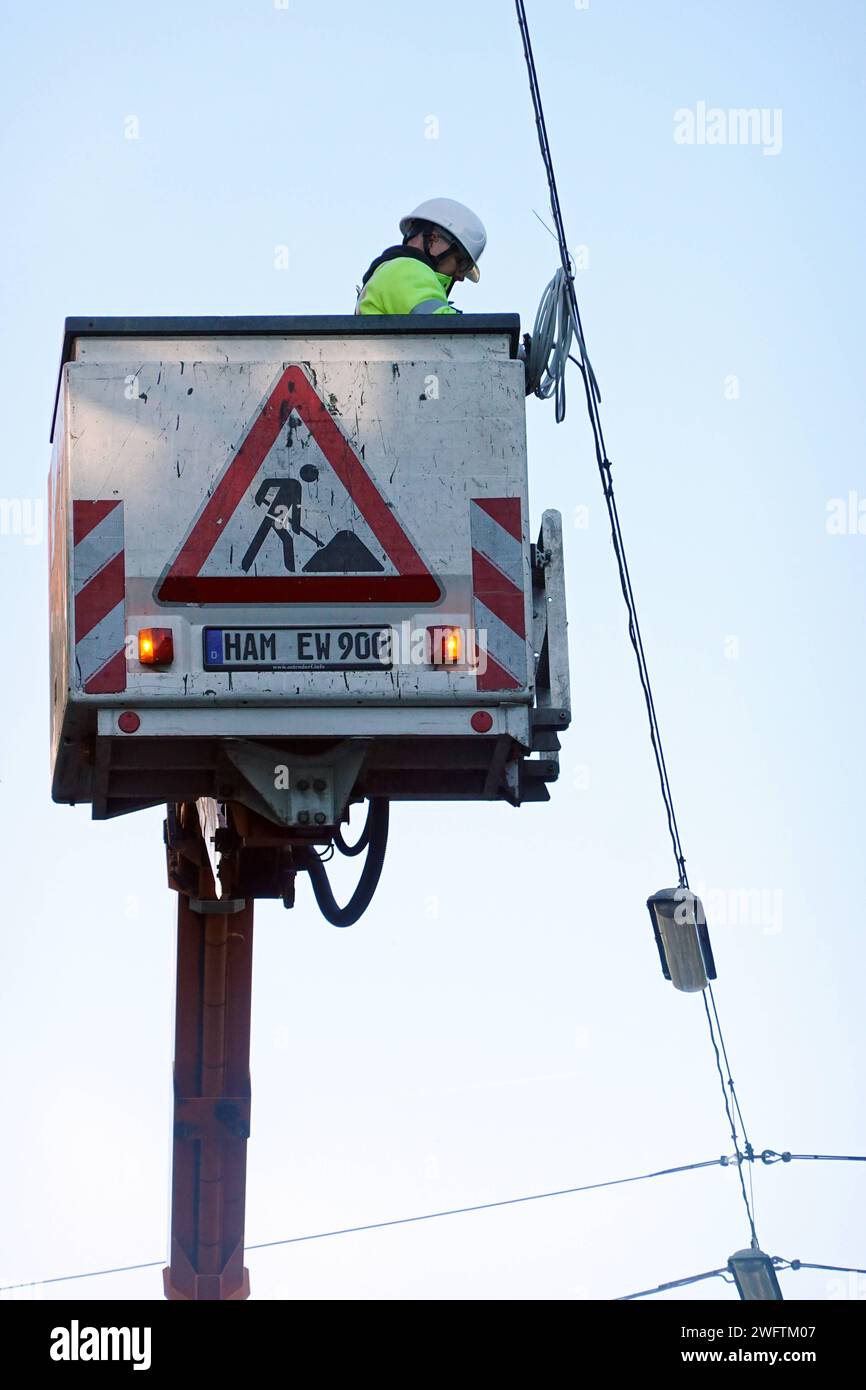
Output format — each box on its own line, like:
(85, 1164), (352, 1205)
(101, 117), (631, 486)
(766, 1152), (866, 1164)
(703, 991), (759, 1247)
(514, 0), (762, 1248)
(515, 0), (687, 886)
(781, 1260), (866, 1275)
(0, 1258), (166, 1292)
(708, 980), (757, 1228)
(618, 1268), (731, 1300)
(619, 1257), (866, 1300)
(4, 1159), (861, 1295)
(245, 1156), (725, 1252)
(0, 1154), (730, 1293)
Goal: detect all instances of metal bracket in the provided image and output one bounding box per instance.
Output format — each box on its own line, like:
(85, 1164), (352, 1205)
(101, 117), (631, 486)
(482, 734), (514, 799)
(188, 898), (248, 916)
(532, 706), (570, 730)
(531, 543), (551, 573)
(521, 756), (559, 782)
(218, 739), (369, 829)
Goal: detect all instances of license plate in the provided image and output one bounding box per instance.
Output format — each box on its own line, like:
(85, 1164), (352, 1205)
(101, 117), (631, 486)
(203, 626), (392, 672)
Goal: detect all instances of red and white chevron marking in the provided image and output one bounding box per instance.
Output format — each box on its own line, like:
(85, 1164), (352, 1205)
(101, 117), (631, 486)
(470, 497), (527, 692)
(72, 500), (127, 694)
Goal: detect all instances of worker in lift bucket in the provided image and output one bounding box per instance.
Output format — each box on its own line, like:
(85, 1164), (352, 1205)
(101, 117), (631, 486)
(355, 197), (486, 316)
(355, 197), (533, 390)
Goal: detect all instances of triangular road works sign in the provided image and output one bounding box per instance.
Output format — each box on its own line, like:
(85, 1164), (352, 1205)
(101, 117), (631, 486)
(156, 366), (441, 604)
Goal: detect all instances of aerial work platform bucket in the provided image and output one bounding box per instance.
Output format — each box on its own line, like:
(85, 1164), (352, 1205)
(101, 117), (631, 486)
(48, 314), (572, 1298)
(49, 315), (570, 827)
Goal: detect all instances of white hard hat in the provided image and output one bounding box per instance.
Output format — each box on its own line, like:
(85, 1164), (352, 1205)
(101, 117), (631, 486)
(399, 197), (487, 282)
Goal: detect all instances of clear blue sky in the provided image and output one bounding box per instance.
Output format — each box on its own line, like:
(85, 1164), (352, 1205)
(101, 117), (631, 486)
(1, 0), (864, 1301)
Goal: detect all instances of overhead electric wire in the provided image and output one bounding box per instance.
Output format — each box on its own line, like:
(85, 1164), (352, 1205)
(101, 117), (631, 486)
(703, 991), (759, 1248)
(514, 0), (765, 1253)
(781, 1260), (866, 1275)
(245, 1156), (727, 1253)
(621, 1257), (866, 1300)
(708, 983), (756, 1164)
(706, 980), (761, 1233)
(618, 1268), (731, 1300)
(0, 1153), (731, 1293)
(0, 1257), (166, 1293)
(762, 1151), (866, 1165)
(707, 987), (750, 1134)
(515, 0), (687, 888)
(4, 1146), (861, 1295)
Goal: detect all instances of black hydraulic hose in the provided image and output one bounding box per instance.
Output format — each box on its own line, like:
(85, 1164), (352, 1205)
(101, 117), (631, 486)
(300, 799), (389, 927)
(333, 801), (374, 857)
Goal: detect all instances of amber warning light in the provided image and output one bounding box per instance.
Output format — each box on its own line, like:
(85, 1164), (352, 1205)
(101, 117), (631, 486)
(427, 626), (463, 665)
(138, 628), (174, 665)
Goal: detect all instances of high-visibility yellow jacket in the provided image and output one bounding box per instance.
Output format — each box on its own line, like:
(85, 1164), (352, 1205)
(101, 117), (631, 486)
(355, 246), (458, 316)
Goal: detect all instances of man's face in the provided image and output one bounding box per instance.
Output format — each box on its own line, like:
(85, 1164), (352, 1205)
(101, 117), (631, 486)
(407, 230), (467, 282)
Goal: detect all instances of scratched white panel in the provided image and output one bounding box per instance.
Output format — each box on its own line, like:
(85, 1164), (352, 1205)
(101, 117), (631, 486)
(74, 333), (512, 366)
(61, 344), (531, 706)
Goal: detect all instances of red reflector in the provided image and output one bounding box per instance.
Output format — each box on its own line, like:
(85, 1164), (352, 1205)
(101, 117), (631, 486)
(427, 626), (463, 665)
(118, 711), (141, 734)
(471, 711), (493, 733)
(138, 627), (174, 665)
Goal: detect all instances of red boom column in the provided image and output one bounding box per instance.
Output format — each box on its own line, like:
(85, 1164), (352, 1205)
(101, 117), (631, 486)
(163, 894), (254, 1301)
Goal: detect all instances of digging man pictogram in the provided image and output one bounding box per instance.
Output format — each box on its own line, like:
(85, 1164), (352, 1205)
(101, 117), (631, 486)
(240, 464), (323, 573)
(241, 461), (384, 575)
